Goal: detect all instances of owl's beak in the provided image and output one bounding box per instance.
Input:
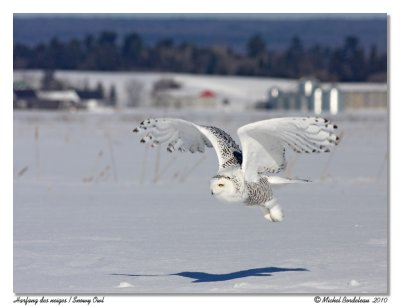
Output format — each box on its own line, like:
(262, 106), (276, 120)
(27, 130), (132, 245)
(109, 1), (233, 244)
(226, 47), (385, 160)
(211, 190), (214, 195)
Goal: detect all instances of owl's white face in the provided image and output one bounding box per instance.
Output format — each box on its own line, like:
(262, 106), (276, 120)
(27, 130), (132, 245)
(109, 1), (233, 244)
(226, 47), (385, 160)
(210, 176), (242, 203)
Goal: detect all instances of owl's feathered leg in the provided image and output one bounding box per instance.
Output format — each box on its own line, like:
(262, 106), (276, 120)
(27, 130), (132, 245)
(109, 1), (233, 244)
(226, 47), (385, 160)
(260, 198), (284, 222)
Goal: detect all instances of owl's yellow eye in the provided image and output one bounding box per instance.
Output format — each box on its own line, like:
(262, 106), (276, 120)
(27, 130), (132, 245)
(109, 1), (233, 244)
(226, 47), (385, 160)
(218, 183), (224, 187)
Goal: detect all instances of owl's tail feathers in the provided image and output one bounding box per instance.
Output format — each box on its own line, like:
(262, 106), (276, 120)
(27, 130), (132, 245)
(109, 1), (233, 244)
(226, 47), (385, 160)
(260, 198), (284, 222)
(267, 176), (310, 186)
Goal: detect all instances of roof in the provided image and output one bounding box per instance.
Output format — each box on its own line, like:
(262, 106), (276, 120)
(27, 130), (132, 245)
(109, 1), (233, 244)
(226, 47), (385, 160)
(335, 82), (387, 92)
(37, 90), (80, 103)
(200, 90), (216, 98)
(14, 89), (37, 99)
(75, 90), (103, 100)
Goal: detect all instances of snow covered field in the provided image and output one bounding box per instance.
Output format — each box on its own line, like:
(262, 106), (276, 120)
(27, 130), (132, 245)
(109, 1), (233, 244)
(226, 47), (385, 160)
(13, 109), (388, 294)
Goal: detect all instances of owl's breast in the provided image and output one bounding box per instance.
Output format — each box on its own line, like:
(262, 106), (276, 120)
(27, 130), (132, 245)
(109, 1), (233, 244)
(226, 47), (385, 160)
(244, 177), (273, 206)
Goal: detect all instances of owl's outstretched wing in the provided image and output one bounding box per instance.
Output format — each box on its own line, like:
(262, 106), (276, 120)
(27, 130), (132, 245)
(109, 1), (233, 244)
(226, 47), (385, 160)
(237, 117), (339, 182)
(133, 118), (242, 170)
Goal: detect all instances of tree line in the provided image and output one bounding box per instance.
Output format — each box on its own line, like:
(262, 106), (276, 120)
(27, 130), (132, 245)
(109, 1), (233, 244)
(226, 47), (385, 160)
(13, 31), (387, 82)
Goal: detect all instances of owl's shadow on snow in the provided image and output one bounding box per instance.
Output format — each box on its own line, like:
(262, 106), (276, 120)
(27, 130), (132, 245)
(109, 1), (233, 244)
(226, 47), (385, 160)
(112, 266), (308, 283)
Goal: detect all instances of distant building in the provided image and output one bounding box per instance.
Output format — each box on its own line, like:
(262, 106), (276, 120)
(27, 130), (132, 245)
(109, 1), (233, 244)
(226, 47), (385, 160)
(13, 90), (79, 110)
(13, 71), (115, 111)
(75, 89), (105, 110)
(36, 90), (81, 110)
(338, 83), (387, 110)
(152, 78), (181, 92)
(153, 88), (218, 109)
(261, 77), (387, 114)
(198, 90), (218, 107)
(13, 89), (39, 109)
(152, 77), (220, 109)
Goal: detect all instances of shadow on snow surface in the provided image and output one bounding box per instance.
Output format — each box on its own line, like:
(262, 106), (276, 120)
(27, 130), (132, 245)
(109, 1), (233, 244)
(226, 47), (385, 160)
(112, 266), (309, 283)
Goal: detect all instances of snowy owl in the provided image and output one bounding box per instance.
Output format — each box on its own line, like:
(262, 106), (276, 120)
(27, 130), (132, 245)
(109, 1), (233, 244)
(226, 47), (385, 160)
(133, 117), (339, 222)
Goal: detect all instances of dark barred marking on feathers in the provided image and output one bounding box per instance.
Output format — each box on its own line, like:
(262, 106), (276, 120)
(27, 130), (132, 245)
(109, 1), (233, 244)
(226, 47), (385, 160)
(231, 175), (242, 193)
(255, 147), (285, 174)
(202, 125), (242, 168)
(245, 177), (273, 206)
(212, 174), (231, 180)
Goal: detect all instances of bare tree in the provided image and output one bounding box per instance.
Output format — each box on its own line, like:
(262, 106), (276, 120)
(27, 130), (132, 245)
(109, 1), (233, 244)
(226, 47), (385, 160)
(125, 79), (144, 107)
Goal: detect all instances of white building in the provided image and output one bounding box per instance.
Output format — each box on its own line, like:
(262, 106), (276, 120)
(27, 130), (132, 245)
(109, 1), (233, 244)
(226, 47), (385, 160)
(267, 77), (387, 114)
(36, 90), (81, 109)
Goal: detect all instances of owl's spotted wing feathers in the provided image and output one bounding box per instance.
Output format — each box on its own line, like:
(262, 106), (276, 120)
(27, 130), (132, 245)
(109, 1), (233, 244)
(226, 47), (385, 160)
(237, 117), (339, 182)
(133, 118), (242, 170)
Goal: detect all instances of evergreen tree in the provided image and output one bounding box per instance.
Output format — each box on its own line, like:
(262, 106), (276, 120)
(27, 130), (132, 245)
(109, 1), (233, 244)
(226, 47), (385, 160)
(12, 30), (387, 82)
(246, 34), (266, 58)
(91, 31), (120, 70)
(330, 36), (367, 82)
(284, 36), (304, 78)
(96, 82), (105, 99)
(109, 84), (117, 106)
(122, 33), (143, 67)
(41, 70), (63, 90)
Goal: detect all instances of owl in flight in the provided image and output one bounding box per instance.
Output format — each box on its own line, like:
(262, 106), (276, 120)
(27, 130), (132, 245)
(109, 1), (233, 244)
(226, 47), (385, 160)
(133, 117), (339, 222)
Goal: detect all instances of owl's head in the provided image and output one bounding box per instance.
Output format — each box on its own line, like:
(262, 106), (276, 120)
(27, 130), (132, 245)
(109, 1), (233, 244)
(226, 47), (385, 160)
(210, 175), (241, 203)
